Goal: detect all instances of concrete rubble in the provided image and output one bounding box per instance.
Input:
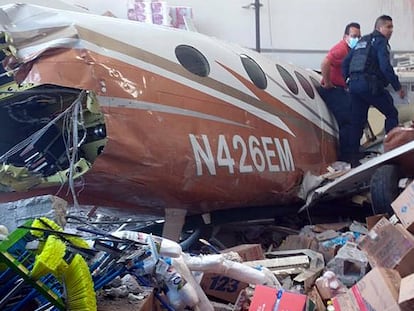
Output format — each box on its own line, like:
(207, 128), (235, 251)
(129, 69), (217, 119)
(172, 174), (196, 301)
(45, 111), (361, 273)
(2, 192), (414, 310)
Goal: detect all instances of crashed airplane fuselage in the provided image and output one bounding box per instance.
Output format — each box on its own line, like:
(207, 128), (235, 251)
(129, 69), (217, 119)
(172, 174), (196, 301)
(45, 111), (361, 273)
(0, 4), (338, 216)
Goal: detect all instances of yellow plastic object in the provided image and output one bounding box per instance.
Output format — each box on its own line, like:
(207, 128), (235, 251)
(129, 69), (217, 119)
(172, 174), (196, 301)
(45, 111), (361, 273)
(31, 217), (90, 250)
(63, 254), (97, 311)
(31, 235), (66, 279)
(0, 158), (91, 191)
(0, 81), (36, 100)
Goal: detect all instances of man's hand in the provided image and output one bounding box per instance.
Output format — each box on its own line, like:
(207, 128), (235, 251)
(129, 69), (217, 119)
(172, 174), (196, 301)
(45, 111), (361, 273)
(322, 81), (334, 89)
(399, 88), (406, 99)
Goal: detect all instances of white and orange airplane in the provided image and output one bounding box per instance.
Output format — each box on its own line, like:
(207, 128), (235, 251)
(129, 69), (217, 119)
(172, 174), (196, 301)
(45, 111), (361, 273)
(0, 3), (412, 237)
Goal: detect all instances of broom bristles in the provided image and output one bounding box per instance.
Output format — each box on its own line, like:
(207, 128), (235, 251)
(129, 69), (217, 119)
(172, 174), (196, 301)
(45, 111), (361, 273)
(63, 254), (97, 311)
(31, 235), (66, 279)
(31, 217), (91, 250)
(31, 217), (62, 237)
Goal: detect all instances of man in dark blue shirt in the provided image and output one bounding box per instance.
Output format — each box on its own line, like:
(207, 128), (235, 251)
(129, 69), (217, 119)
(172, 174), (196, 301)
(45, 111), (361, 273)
(342, 15), (405, 166)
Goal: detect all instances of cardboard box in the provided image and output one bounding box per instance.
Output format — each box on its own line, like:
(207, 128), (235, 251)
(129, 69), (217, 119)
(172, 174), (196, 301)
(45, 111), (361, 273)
(278, 235), (315, 250)
(395, 224), (414, 277)
(200, 244), (264, 303)
(332, 291), (360, 311)
(139, 291), (156, 311)
(333, 267), (401, 311)
(351, 267), (401, 311)
(200, 272), (248, 303)
(248, 285), (277, 311)
(151, 1), (170, 26)
(222, 244), (264, 261)
(127, 0), (153, 23)
(399, 273), (414, 310)
(315, 276), (347, 300)
(248, 285), (308, 311)
(366, 214), (388, 230)
(307, 286), (326, 311)
(392, 181), (414, 233)
(168, 6), (193, 29)
(358, 217), (414, 277)
(277, 291), (308, 311)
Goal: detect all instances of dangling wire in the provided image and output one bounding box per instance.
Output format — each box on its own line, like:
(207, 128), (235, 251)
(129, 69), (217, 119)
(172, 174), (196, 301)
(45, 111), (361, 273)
(0, 91), (84, 163)
(0, 90), (88, 210)
(62, 91), (87, 210)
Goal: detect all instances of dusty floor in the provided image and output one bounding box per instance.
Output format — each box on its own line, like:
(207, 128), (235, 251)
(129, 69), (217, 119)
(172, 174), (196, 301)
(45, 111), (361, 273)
(97, 293), (153, 311)
(97, 298), (141, 311)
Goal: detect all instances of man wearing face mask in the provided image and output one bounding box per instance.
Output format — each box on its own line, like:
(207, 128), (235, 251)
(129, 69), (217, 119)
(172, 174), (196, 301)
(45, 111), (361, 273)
(342, 15), (405, 167)
(319, 22), (361, 162)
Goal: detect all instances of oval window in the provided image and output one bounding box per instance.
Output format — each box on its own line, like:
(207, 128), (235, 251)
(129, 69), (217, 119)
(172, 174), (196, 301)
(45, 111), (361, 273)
(295, 71), (315, 99)
(276, 64), (298, 95)
(175, 45), (210, 77)
(309, 76), (321, 88)
(240, 54), (267, 89)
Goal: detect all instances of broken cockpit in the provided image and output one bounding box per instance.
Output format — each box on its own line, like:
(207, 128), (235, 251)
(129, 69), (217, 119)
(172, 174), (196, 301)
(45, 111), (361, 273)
(0, 83), (107, 191)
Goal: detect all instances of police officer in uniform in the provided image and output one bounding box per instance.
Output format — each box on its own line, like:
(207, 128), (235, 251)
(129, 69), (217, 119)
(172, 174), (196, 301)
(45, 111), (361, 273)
(342, 15), (405, 167)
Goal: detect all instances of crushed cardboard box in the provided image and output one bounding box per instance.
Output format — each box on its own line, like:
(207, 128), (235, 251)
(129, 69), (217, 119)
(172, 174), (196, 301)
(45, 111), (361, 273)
(399, 273), (414, 310)
(223, 244), (265, 262)
(200, 273), (248, 303)
(359, 217), (414, 277)
(392, 180), (414, 233)
(351, 267), (401, 311)
(200, 244), (264, 303)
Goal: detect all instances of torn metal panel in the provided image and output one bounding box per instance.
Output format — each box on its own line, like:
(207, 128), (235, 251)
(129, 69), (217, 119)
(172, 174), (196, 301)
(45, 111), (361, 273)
(300, 139), (414, 213)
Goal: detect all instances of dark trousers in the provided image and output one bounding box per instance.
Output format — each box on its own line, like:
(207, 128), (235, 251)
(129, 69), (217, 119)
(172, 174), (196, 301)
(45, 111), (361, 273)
(349, 90), (398, 154)
(318, 86), (352, 161)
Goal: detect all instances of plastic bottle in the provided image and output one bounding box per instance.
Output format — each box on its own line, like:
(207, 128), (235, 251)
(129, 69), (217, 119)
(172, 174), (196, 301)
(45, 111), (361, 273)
(155, 258), (199, 309)
(132, 255), (157, 275)
(173, 255), (213, 311)
(326, 300), (335, 311)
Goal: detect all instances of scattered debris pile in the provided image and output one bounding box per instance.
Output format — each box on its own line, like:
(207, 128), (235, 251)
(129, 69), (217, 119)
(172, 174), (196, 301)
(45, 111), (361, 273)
(0, 205), (278, 311)
(3, 187), (414, 310)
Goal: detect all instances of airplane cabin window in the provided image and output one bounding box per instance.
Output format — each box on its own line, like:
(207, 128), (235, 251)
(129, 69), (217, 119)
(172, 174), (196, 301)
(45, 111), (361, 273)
(175, 45), (210, 77)
(240, 54), (267, 89)
(276, 64), (298, 95)
(309, 76), (321, 88)
(311, 76), (326, 99)
(294, 71), (315, 99)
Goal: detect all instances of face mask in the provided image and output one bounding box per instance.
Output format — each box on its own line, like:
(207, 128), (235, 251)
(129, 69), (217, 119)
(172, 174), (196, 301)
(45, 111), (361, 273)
(347, 37), (359, 49)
